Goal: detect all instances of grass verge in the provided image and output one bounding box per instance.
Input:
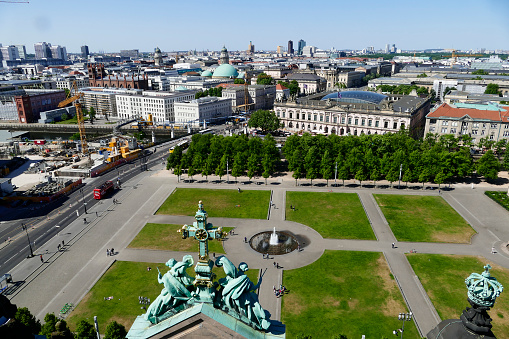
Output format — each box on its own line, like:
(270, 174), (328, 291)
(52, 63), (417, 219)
(67, 261), (258, 333)
(407, 254), (509, 338)
(282, 250), (418, 338)
(374, 194), (475, 243)
(285, 192), (374, 239)
(485, 191), (509, 212)
(156, 188), (270, 219)
(127, 223), (233, 254)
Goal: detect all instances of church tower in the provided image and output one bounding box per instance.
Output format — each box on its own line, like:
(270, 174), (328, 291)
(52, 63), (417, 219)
(154, 47), (163, 66)
(219, 46), (229, 65)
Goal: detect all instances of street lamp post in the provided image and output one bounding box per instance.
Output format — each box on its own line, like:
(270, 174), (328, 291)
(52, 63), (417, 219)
(398, 163), (403, 189)
(226, 158), (229, 184)
(79, 188), (87, 214)
(334, 161), (337, 185)
(21, 223), (34, 258)
(393, 312), (412, 338)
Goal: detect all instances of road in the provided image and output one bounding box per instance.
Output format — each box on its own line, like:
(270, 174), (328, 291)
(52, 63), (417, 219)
(0, 141), (173, 276)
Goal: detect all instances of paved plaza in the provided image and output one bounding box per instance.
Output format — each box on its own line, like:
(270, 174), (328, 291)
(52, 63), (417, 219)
(6, 169), (509, 337)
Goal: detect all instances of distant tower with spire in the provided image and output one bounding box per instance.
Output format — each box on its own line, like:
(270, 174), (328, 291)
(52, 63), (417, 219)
(154, 47), (163, 66)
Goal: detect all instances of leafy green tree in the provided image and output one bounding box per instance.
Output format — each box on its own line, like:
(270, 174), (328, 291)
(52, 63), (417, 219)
(232, 152), (245, 182)
(70, 132), (80, 141)
(494, 139), (507, 159)
(256, 72), (274, 85)
(472, 69), (489, 75)
(40, 313), (58, 337)
(355, 167), (369, 187)
(216, 154), (228, 181)
(60, 113), (69, 121)
(386, 168), (399, 188)
(174, 164), (182, 182)
(15, 307), (41, 335)
(192, 153), (204, 173)
(320, 150), (333, 186)
(234, 78), (245, 84)
(418, 167), (432, 189)
(247, 153), (259, 180)
(477, 150), (500, 181)
(248, 110), (280, 134)
(89, 107), (96, 124)
(417, 73), (428, 78)
(104, 321), (127, 339)
(291, 148), (305, 186)
(167, 146), (183, 169)
(75, 319), (96, 339)
(187, 165), (196, 180)
(503, 152), (509, 171)
(485, 83), (501, 95)
(304, 146), (319, 185)
(277, 80), (300, 96)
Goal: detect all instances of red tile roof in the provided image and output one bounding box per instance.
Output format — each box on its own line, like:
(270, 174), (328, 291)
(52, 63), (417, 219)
(427, 103), (509, 122)
(215, 83), (244, 88)
(276, 84), (288, 90)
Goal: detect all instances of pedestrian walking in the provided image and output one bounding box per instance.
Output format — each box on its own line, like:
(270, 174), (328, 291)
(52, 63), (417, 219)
(107, 249), (110, 256)
(57, 244), (61, 251)
(392, 243), (395, 249)
(273, 262), (276, 268)
(492, 247), (496, 254)
(244, 237), (247, 243)
(213, 252), (215, 258)
(62, 240), (64, 247)
(40, 254), (43, 263)
(111, 248), (114, 255)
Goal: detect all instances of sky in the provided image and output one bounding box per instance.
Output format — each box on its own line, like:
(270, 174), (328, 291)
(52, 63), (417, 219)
(0, 0), (508, 54)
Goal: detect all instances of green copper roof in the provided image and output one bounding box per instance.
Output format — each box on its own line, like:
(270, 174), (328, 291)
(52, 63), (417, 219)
(201, 70), (213, 77)
(175, 85), (188, 91)
(213, 64), (238, 78)
(453, 102), (507, 111)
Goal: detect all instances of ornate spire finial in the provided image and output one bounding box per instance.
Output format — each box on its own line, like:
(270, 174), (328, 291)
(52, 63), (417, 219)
(465, 264), (504, 308)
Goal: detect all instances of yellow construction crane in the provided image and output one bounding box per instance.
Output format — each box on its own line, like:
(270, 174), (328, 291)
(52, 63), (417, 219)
(58, 81), (87, 155)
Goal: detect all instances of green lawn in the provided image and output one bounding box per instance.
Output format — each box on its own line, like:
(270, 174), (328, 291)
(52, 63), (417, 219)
(67, 261), (258, 334)
(128, 223), (233, 254)
(157, 188), (270, 219)
(285, 192), (374, 239)
(374, 195), (476, 243)
(407, 254), (509, 339)
(282, 251), (419, 338)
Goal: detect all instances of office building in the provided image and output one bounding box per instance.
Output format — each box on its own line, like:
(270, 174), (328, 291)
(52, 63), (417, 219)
(50, 45), (67, 61)
(81, 45), (89, 59)
(116, 90), (195, 123)
(15, 45), (26, 59)
(288, 40), (294, 55)
(14, 89), (66, 123)
(80, 87), (141, 118)
(0, 46), (19, 61)
(277, 46), (284, 54)
(222, 85), (276, 112)
(385, 44), (390, 54)
(274, 91), (430, 138)
(174, 96), (232, 126)
(120, 49), (139, 58)
(34, 42), (52, 59)
(297, 39), (306, 55)
(425, 102), (509, 145)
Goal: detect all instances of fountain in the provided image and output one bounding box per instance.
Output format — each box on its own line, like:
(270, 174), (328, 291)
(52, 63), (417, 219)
(269, 227), (278, 245)
(250, 227), (299, 255)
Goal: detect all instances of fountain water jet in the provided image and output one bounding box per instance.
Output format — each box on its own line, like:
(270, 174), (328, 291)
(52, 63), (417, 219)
(269, 227), (279, 245)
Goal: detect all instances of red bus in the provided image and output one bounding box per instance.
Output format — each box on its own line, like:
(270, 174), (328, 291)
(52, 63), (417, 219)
(93, 181), (115, 199)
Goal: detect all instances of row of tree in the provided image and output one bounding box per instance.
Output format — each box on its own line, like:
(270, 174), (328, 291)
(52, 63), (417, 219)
(15, 307), (127, 339)
(376, 84), (434, 97)
(167, 133), (280, 183)
(195, 87), (223, 99)
(282, 131), (505, 186)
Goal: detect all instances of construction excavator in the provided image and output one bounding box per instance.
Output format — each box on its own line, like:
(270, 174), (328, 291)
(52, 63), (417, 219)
(58, 81), (87, 155)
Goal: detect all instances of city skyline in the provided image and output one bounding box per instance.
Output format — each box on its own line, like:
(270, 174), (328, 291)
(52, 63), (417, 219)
(0, 0), (508, 54)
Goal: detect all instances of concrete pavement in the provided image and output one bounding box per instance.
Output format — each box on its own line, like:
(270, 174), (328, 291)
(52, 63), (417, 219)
(5, 170), (509, 338)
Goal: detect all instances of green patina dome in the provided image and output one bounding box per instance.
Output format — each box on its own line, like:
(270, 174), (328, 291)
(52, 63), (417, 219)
(175, 85), (189, 91)
(212, 64), (238, 78)
(465, 265), (504, 308)
(201, 70), (213, 77)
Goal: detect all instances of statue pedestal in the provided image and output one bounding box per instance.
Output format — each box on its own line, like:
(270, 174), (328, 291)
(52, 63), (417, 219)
(127, 303), (285, 339)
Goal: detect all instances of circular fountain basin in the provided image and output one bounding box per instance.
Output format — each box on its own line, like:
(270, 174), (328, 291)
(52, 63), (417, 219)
(249, 231), (299, 255)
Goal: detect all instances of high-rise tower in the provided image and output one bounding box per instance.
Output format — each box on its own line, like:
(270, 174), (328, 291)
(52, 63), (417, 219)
(288, 40), (294, 55)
